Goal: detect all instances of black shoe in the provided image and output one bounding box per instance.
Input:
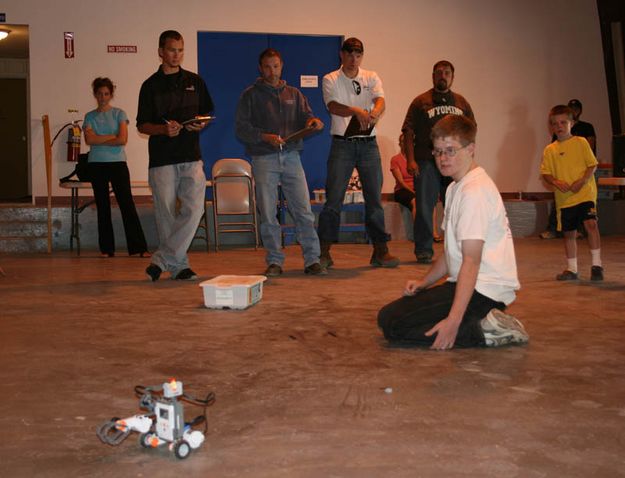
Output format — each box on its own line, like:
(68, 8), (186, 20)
(264, 264), (283, 277)
(145, 264), (162, 282)
(590, 266), (604, 281)
(556, 269), (578, 281)
(304, 262), (327, 275)
(173, 268), (198, 281)
(415, 253), (433, 264)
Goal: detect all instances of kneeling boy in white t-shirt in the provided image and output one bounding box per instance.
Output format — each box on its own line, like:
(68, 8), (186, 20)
(378, 115), (528, 350)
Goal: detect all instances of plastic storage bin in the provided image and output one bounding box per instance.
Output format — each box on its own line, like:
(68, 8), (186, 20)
(200, 275), (267, 310)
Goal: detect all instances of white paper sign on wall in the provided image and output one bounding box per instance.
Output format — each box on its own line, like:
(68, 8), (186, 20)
(300, 75), (318, 88)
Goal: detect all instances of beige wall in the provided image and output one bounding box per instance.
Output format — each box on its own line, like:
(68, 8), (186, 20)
(4, 0), (611, 197)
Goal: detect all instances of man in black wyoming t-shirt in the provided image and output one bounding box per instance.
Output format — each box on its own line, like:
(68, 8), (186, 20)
(402, 61), (475, 264)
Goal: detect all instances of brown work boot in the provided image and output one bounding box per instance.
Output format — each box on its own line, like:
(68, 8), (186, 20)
(370, 242), (400, 268)
(319, 241), (334, 269)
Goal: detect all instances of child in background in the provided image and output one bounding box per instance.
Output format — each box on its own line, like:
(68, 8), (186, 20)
(390, 133), (416, 218)
(390, 134), (442, 241)
(540, 105), (602, 281)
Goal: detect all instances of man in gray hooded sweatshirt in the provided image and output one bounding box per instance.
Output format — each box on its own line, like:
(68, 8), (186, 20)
(235, 48), (325, 277)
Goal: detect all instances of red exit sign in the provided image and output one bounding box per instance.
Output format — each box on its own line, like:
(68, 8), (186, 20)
(107, 45), (137, 53)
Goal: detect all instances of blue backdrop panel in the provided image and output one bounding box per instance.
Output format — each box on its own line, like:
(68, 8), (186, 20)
(197, 32), (342, 196)
(197, 32), (266, 173)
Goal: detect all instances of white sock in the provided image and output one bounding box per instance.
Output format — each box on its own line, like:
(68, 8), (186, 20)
(590, 249), (602, 267)
(567, 258), (578, 273)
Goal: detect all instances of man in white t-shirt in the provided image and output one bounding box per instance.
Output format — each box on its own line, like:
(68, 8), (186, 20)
(317, 37), (399, 269)
(378, 115), (528, 349)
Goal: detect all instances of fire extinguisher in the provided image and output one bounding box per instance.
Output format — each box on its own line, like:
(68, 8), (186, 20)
(66, 121), (81, 162)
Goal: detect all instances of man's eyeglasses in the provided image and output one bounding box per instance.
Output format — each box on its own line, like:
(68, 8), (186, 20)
(432, 145), (468, 158)
(352, 80), (361, 95)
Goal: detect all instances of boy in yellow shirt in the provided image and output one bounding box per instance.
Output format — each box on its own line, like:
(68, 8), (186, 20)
(540, 104), (602, 281)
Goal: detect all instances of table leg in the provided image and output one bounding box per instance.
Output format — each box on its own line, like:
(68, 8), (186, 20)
(69, 187), (81, 255)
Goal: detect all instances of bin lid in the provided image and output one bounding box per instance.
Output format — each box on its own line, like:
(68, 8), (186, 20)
(200, 275), (267, 288)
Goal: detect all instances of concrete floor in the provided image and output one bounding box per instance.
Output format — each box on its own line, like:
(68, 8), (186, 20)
(1, 237), (625, 477)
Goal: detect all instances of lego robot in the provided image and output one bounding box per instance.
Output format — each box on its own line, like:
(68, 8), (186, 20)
(96, 379), (215, 460)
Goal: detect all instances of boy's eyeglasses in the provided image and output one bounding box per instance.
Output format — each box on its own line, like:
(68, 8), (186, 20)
(432, 145), (468, 158)
(352, 80), (361, 95)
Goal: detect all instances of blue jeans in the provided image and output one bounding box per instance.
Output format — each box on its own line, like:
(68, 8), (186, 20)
(413, 159), (442, 256)
(148, 161), (206, 276)
(252, 150), (320, 267)
(318, 137), (390, 244)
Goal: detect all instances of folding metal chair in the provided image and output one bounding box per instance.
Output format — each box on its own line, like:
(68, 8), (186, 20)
(191, 198), (212, 252)
(211, 159), (259, 251)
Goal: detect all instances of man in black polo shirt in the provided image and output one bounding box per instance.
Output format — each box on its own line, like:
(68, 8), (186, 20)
(137, 30), (214, 281)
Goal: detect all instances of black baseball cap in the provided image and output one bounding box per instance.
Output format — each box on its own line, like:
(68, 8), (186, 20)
(341, 37), (364, 53)
(568, 99), (582, 109)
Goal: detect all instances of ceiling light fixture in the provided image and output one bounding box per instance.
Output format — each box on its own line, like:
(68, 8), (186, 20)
(0, 29), (11, 41)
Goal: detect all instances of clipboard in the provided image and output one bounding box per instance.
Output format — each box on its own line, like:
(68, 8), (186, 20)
(181, 115), (216, 126)
(343, 115), (373, 138)
(284, 125), (317, 143)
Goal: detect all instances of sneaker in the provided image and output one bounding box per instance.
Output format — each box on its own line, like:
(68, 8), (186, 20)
(415, 253), (433, 264)
(590, 265), (604, 281)
(145, 264), (162, 282)
(319, 254), (334, 269)
(481, 309), (529, 347)
(131, 251), (152, 258)
(264, 264), (283, 277)
(539, 230), (557, 239)
(304, 262), (327, 275)
(319, 242), (334, 269)
(173, 268), (198, 281)
(556, 269), (578, 281)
